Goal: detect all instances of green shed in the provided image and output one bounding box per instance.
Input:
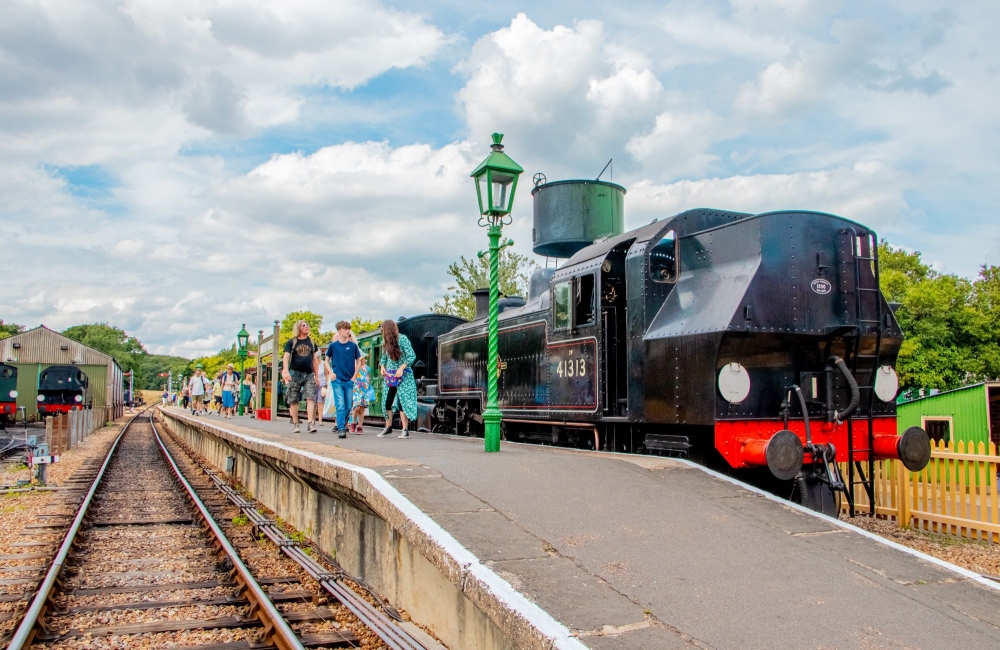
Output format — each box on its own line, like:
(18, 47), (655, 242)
(897, 383), (1000, 451)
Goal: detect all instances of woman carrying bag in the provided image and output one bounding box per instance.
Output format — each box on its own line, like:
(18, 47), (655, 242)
(377, 319), (417, 439)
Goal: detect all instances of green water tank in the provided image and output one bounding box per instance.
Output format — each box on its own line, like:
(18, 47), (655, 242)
(531, 179), (625, 258)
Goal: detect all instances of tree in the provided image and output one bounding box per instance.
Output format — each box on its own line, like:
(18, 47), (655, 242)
(878, 241), (982, 391)
(62, 323), (148, 386)
(0, 320), (24, 340)
(350, 317), (383, 335)
(139, 355), (192, 390)
(431, 250), (538, 321)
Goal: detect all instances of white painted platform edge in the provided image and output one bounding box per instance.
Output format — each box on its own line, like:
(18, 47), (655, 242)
(678, 458), (1000, 593)
(160, 409), (588, 650)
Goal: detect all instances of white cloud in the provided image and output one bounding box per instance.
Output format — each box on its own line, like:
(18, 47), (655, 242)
(626, 110), (724, 178)
(2, 2), (999, 357)
(628, 162), (909, 232)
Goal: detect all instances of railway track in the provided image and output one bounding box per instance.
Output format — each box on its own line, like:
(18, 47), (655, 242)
(0, 410), (432, 649)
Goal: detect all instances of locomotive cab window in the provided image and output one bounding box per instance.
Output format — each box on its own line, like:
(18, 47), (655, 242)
(649, 229), (678, 283)
(575, 273), (595, 327)
(553, 281), (571, 330)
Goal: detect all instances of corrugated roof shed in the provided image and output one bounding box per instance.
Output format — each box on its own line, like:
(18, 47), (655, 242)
(0, 326), (124, 421)
(0, 326), (115, 366)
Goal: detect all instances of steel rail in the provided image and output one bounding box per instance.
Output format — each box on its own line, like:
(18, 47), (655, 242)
(6, 407), (148, 650)
(161, 418), (427, 650)
(148, 413), (305, 650)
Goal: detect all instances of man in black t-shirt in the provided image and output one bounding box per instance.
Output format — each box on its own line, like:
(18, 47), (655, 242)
(281, 320), (320, 433)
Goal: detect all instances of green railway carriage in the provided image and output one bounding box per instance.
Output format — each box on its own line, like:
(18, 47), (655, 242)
(357, 314), (466, 424)
(897, 383), (1000, 450)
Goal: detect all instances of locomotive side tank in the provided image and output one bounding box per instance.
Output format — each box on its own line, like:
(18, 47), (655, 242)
(435, 177), (930, 514)
(37, 364), (88, 415)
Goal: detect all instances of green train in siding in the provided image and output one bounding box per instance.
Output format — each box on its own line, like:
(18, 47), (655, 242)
(357, 315), (465, 427)
(0, 363), (17, 426)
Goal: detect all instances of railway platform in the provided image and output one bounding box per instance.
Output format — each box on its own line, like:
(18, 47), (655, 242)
(160, 407), (1000, 649)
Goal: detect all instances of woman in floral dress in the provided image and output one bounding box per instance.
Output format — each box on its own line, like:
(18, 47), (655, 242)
(349, 348), (372, 433)
(377, 319), (417, 439)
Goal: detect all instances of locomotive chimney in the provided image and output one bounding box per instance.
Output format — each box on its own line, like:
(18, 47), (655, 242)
(473, 288), (490, 321)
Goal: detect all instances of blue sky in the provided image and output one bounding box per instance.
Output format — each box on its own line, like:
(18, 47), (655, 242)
(1, 0), (997, 356)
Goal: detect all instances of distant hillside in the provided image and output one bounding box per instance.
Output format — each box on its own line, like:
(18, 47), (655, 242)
(140, 354), (191, 390)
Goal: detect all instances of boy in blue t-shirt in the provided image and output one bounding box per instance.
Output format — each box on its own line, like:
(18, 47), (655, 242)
(326, 321), (363, 437)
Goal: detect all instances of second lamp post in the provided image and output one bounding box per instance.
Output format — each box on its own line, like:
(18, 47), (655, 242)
(236, 324), (249, 416)
(470, 133), (523, 452)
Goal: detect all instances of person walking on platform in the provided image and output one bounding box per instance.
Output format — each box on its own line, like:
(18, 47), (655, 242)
(188, 368), (208, 415)
(281, 320), (319, 433)
(350, 359), (373, 434)
(221, 364), (239, 419)
(241, 374), (254, 416)
(315, 350), (329, 428)
(327, 321), (363, 439)
(180, 384), (190, 409)
(377, 319), (416, 439)
(212, 378), (223, 414)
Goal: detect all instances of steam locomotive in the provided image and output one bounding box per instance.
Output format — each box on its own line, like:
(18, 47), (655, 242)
(36, 365), (89, 415)
(371, 177), (930, 515)
(0, 363), (17, 426)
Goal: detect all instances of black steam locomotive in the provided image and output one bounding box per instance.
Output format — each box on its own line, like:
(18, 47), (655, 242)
(396, 177), (930, 515)
(37, 365), (89, 415)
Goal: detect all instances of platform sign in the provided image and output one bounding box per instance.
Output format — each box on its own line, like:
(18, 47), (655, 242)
(260, 337), (274, 356)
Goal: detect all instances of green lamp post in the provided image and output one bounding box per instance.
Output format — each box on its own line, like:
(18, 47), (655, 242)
(237, 324), (249, 416)
(470, 133), (523, 452)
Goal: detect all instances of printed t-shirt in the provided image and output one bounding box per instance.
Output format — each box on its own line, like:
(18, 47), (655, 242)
(326, 340), (362, 381)
(284, 337), (317, 373)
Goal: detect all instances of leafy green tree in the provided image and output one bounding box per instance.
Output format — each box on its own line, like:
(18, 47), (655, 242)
(62, 323), (147, 384)
(879, 242), (981, 391)
(139, 355), (192, 390)
(350, 317), (383, 335)
(431, 250), (538, 321)
(0, 320), (24, 340)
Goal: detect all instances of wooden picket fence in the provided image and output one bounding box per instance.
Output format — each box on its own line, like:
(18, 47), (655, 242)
(841, 439), (1000, 542)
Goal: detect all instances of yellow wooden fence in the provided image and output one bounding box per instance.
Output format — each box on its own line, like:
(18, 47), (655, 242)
(840, 440), (1000, 542)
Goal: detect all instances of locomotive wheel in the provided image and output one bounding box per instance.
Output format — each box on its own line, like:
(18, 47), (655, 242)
(792, 475), (842, 517)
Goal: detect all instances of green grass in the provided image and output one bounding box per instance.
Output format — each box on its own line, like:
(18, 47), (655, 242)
(231, 514), (249, 527)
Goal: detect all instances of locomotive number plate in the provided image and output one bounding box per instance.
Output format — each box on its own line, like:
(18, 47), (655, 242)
(548, 339), (597, 409)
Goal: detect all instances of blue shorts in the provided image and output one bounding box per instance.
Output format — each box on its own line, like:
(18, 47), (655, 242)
(222, 391), (236, 408)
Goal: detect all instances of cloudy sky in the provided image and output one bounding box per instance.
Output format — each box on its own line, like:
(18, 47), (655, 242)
(2, 0), (997, 357)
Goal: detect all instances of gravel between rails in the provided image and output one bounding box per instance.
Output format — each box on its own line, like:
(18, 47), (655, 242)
(843, 513), (1000, 577)
(0, 420), (125, 635)
(157, 419), (447, 649)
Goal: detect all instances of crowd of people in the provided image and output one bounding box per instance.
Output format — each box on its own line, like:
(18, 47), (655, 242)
(281, 319), (414, 439)
(169, 319), (417, 440)
(176, 364), (256, 418)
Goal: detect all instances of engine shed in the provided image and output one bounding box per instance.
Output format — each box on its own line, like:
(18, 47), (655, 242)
(0, 326), (125, 421)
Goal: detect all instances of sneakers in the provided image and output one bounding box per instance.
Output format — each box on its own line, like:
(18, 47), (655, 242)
(398, 431), (410, 439)
(346, 423), (355, 433)
(337, 430), (347, 439)
(377, 426), (392, 438)
(292, 423), (300, 433)
(307, 422), (317, 433)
